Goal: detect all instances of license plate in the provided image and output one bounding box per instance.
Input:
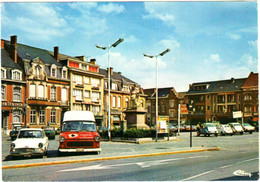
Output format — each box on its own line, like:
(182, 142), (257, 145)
(76, 148), (84, 152)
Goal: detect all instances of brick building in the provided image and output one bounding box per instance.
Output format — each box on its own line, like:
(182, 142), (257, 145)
(144, 87), (188, 127)
(187, 76), (254, 124)
(1, 38), (26, 134)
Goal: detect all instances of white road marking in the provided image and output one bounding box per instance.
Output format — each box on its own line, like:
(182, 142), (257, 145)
(58, 155), (206, 172)
(182, 157), (258, 181)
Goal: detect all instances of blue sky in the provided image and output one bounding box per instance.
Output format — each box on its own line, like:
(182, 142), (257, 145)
(1, 2), (258, 92)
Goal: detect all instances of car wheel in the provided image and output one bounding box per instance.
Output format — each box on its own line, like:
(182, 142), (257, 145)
(97, 151), (101, 155)
(240, 132), (243, 135)
(214, 134), (218, 137)
(249, 131), (253, 134)
(197, 132), (200, 136)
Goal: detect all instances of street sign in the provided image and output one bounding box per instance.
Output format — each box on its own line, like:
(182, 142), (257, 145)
(157, 116), (169, 134)
(233, 111), (242, 118)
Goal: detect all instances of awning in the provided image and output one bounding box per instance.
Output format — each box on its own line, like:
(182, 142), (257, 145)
(252, 117), (259, 122)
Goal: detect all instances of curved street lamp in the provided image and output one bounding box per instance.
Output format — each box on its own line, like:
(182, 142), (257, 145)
(95, 38), (124, 141)
(143, 48), (170, 142)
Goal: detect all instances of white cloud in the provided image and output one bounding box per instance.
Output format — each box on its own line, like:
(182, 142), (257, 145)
(204, 54), (222, 63)
(248, 40), (257, 47)
(97, 3), (125, 14)
(159, 37), (180, 51)
(124, 35), (139, 43)
(227, 33), (241, 40)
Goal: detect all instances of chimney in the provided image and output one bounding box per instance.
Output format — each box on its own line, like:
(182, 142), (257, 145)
(10, 35), (17, 63)
(118, 72), (122, 75)
(90, 59), (96, 65)
(231, 77), (235, 83)
(107, 67), (113, 76)
(75, 56), (85, 62)
(1, 40), (4, 48)
(54, 46), (59, 62)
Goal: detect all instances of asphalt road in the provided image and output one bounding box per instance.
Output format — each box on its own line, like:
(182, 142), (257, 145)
(2, 132), (259, 181)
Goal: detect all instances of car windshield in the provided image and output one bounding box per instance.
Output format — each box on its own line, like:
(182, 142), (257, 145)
(63, 121), (96, 132)
(243, 123), (250, 126)
(223, 125), (231, 129)
(204, 123), (215, 127)
(44, 127), (54, 131)
(234, 124), (241, 127)
(18, 130), (43, 138)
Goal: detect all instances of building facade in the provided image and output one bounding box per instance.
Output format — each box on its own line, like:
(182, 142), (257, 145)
(99, 67), (146, 128)
(187, 76), (253, 124)
(2, 36), (70, 131)
(144, 87), (188, 126)
(59, 56), (104, 126)
(241, 72), (259, 123)
(1, 38), (26, 134)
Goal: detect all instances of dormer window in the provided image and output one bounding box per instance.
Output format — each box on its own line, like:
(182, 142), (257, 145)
(12, 70), (22, 80)
(62, 67), (68, 79)
(1, 68), (6, 79)
(51, 65), (57, 77)
(36, 65), (41, 78)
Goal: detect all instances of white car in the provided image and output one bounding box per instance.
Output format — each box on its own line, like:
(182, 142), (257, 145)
(242, 123), (255, 134)
(10, 128), (49, 158)
(222, 124), (234, 135)
(228, 123), (244, 135)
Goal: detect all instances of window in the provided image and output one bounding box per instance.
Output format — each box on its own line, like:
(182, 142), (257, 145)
(207, 106), (210, 111)
(85, 90), (90, 98)
(51, 87), (56, 101)
(39, 110), (45, 124)
(112, 83), (117, 90)
(1, 85), (6, 100)
(92, 91), (100, 102)
(123, 86), (130, 92)
(51, 110), (56, 124)
(62, 67), (67, 79)
(51, 65), (57, 77)
(170, 100), (175, 108)
(244, 94), (252, 101)
(92, 78), (100, 87)
(73, 89), (83, 101)
(73, 75), (83, 85)
(1, 68), (6, 79)
(13, 110), (21, 124)
(30, 84), (36, 98)
(73, 103), (82, 111)
(227, 95), (235, 103)
(118, 97), (121, 108)
(217, 95), (225, 103)
(35, 66), (41, 78)
(113, 96), (116, 108)
(38, 85), (44, 98)
(13, 87), (21, 101)
(125, 97), (129, 108)
(169, 110), (174, 117)
(12, 70), (22, 80)
(30, 110), (36, 124)
(84, 77), (90, 84)
(61, 88), (67, 101)
(92, 105), (100, 114)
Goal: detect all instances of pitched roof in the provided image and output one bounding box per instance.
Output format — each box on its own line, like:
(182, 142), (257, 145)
(144, 87), (176, 98)
(241, 72), (258, 88)
(1, 48), (23, 70)
(99, 68), (136, 84)
(188, 77), (247, 95)
(4, 40), (63, 67)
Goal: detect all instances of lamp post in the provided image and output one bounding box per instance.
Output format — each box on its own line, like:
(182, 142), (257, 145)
(143, 48), (170, 142)
(96, 38), (124, 141)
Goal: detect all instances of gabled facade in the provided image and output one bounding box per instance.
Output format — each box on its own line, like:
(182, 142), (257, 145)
(99, 67), (145, 128)
(144, 87), (188, 126)
(2, 36), (70, 131)
(59, 56), (104, 126)
(187, 77), (247, 123)
(241, 72), (259, 123)
(1, 38), (26, 134)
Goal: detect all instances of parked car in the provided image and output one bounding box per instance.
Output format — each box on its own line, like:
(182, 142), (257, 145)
(221, 124), (234, 135)
(10, 126), (21, 140)
(197, 123), (218, 137)
(10, 128), (49, 158)
(241, 123), (255, 134)
(228, 123), (244, 135)
(214, 123), (225, 136)
(169, 124), (178, 136)
(43, 126), (56, 140)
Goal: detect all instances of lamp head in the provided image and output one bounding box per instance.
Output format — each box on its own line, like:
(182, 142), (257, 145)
(112, 38), (124, 47)
(159, 48), (170, 56)
(143, 53), (154, 58)
(95, 44), (107, 50)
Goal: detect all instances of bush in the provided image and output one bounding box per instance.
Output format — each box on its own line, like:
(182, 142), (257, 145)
(111, 128), (123, 137)
(123, 128), (154, 138)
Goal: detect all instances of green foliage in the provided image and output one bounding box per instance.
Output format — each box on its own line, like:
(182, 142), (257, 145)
(123, 128), (155, 138)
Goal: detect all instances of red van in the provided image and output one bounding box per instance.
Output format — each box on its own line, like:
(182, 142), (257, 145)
(58, 111), (101, 154)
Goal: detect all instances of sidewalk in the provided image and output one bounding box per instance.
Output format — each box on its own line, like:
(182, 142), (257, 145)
(2, 135), (220, 169)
